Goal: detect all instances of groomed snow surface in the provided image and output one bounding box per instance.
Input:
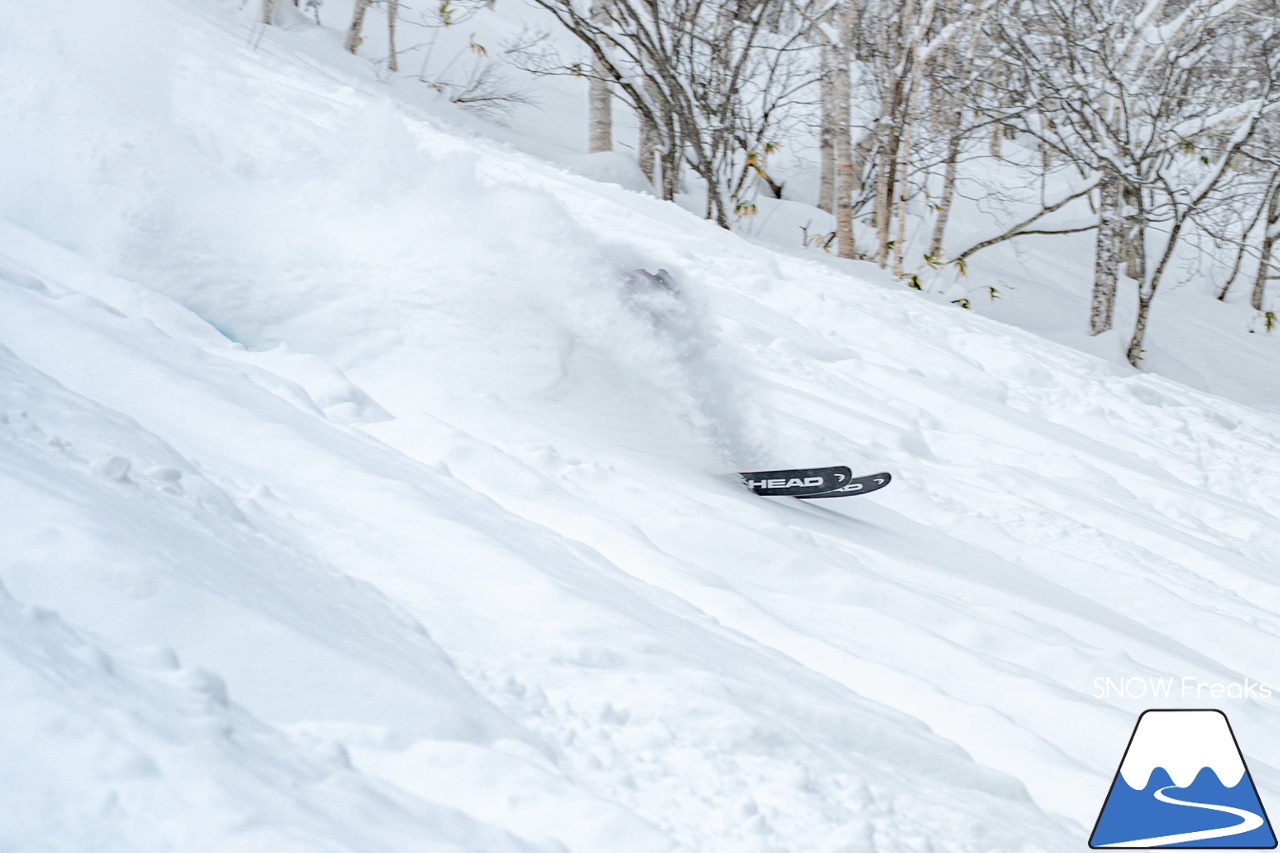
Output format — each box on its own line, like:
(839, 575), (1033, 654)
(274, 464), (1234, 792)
(3, 2), (1280, 851)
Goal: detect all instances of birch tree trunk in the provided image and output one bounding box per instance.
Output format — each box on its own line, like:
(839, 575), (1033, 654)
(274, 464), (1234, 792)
(873, 128), (893, 266)
(261, 0), (275, 24)
(661, 142), (680, 201)
(588, 79), (613, 152)
(870, 0), (893, 267)
(818, 49), (836, 214)
(639, 114), (657, 184)
(1127, 204), (1183, 366)
(387, 0), (399, 72)
(926, 42), (972, 262)
(345, 0), (373, 54)
(1252, 182), (1280, 311)
(891, 131), (912, 276)
(588, 1), (613, 153)
(851, 131), (873, 195)
(890, 62), (926, 276)
(1090, 171), (1121, 335)
(1128, 293), (1152, 364)
(928, 134), (961, 259)
(1120, 183), (1144, 285)
(832, 4), (857, 259)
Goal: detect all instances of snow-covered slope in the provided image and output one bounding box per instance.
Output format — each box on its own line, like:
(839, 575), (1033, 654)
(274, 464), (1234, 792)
(4, 2), (1280, 852)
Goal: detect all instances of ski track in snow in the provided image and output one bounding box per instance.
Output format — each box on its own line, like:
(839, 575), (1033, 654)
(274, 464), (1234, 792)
(2, 1), (1280, 852)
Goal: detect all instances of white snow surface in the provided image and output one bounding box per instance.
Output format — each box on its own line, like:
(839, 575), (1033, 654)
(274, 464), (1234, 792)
(1117, 710), (1247, 790)
(3, 1), (1280, 852)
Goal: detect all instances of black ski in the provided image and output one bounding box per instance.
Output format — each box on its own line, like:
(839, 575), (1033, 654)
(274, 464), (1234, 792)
(796, 471), (891, 499)
(740, 466), (853, 497)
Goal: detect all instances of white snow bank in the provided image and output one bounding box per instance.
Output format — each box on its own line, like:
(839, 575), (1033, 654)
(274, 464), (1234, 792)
(0, 581), (548, 853)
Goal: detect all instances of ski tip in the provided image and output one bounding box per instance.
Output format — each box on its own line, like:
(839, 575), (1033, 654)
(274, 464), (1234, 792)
(795, 471), (891, 499)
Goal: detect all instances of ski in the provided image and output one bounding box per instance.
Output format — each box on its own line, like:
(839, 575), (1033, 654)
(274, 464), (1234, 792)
(739, 466), (853, 497)
(796, 471), (891, 499)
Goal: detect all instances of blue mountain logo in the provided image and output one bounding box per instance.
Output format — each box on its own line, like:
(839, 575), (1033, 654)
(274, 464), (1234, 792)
(1090, 709), (1276, 848)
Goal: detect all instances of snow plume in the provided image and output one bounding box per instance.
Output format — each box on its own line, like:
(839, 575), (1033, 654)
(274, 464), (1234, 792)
(0, 0), (177, 251)
(0, 0), (746, 467)
(2, 0), (780, 486)
(551, 261), (767, 470)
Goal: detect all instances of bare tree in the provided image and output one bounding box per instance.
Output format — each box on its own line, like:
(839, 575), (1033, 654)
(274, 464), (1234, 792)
(842, 0), (999, 270)
(510, 0), (1280, 361)
(783, 0), (857, 256)
(981, 0), (1280, 363)
(1209, 119), (1280, 309)
(525, 0), (817, 226)
(1250, 177), (1280, 310)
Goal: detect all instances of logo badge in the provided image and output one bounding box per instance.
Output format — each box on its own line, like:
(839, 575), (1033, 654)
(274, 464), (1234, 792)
(1090, 709), (1276, 848)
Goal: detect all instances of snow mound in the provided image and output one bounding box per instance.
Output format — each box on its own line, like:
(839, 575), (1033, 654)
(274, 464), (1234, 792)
(0, 580), (548, 853)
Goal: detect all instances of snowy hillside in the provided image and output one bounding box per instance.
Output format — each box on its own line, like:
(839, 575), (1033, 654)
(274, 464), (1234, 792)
(4, 2), (1280, 852)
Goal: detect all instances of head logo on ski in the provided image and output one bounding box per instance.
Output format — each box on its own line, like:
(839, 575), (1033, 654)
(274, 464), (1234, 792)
(739, 466), (891, 499)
